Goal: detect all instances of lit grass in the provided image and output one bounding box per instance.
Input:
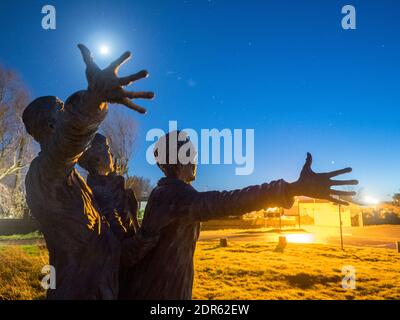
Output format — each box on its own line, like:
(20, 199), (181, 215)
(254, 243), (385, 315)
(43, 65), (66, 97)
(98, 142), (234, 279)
(0, 245), (47, 300)
(0, 240), (399, 300)
(193, 241), (400, 300)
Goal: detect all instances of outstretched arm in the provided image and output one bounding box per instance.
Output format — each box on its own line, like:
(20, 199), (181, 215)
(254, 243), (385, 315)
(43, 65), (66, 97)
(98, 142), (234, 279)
(185, 153), (358, 222)
(188, 179), (295, 222)
(40, 44), (154, 180)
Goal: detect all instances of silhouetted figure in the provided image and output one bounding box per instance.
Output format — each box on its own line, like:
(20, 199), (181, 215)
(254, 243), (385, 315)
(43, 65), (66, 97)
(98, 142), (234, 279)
(121, 131), (358, 299)
(78, 133), (139, 239)
(78, 133), (152, 299)
(23, 44), (154, 299)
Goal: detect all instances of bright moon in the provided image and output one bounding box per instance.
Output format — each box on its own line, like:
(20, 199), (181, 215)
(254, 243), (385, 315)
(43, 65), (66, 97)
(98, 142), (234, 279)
(100, 45), (109, 55)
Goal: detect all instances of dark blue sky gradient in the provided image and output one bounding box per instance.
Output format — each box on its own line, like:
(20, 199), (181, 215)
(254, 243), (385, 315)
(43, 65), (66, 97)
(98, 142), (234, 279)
(0, 0), (399, 200)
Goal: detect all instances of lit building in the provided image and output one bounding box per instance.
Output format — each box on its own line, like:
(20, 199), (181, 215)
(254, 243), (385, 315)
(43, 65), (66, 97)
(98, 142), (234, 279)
(284, 197), (363, 227)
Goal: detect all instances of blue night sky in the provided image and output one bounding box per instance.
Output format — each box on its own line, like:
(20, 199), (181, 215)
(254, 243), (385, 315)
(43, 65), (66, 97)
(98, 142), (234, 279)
(0, 0), (399, 200)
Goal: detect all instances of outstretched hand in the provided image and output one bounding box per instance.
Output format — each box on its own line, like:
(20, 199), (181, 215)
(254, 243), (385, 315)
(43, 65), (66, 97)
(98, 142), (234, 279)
(78, 44), (154, 114)
(290, 153), (359, 205)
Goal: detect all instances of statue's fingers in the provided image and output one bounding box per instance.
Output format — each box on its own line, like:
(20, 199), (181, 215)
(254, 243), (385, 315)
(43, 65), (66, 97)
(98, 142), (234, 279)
(306, 153), (312, 166)
(330, 179), (359, 186)
(327, 196), (349, 206)
(302, 152), (313, 171)
(77, 44), (91, 65)
(108, 51), (132, 71)
(77, 44), (99, 71)
(124, 91), (155, 100)
(329, 189), (356, 197)
(327, 167), (352, 178)
(119, 70), (149, 86)
(121, 98), (147, 114)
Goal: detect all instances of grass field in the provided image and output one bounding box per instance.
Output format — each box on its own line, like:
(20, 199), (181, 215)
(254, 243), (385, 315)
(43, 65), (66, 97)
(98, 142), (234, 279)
(0, 231), (43, 241)
(193, 241), (400, 300)
(0, 244), (48, 300)
(0, 239), (399, 300)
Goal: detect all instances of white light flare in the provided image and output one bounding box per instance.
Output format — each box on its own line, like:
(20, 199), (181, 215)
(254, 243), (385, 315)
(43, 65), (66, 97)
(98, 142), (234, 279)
(285, 233), (315, 244)
(99, 45), (110, 55)
(364, 196), (380, 206)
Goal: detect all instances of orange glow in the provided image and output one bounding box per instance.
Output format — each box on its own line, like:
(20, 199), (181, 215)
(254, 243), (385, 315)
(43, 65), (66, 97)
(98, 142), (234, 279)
(285, 233), (315, 244)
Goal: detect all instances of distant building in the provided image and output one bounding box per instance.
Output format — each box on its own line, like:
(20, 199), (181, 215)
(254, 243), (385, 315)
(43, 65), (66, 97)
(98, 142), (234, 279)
(243, 196), (365, 227)
(138, 196), (149, 211)
(285, 196), (364, 227)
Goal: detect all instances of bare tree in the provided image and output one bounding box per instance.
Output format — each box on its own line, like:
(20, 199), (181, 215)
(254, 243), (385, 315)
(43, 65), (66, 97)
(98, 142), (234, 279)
(125, 175), (153, 200)
(101, 108), (138, 176)
(392, 193), (400, 207)
(0, 66), (33, 183)
(100, 107), (153, 202)
(0, 65), (34, 218)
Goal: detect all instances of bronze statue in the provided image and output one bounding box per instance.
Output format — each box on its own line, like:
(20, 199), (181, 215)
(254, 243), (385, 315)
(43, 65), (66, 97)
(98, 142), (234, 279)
(78, 133), (139, 239)
(22, 44), (359, 300)
(22, 45), (156, 299)
(78, 133), (150, 298)
(120, 131), (358, 299)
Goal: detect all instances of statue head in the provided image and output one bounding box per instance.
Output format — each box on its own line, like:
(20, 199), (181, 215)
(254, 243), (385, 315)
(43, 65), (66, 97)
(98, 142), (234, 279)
(22, 96), (64, 145)
(78, 133), (114, 175)
(153, 130), (197, 183)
